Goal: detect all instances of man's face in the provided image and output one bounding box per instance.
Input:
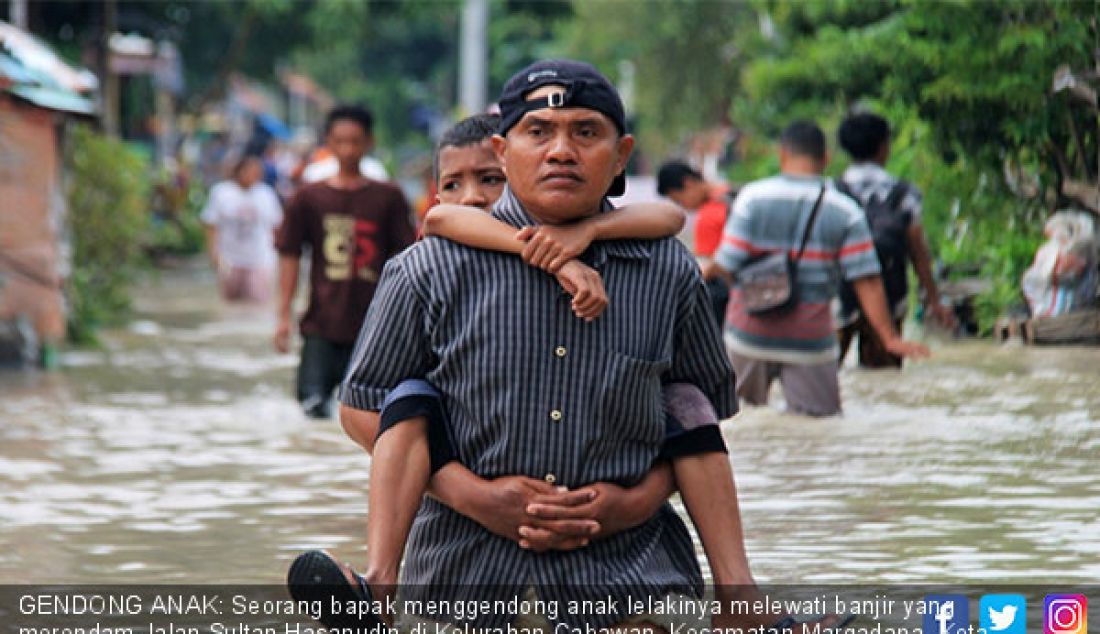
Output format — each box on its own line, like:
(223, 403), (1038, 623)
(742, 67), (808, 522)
(666, 177), (708, 211)
(326, 119), (373, 171)
(436, 139), (506, 210)
(492, 85), (633, 224)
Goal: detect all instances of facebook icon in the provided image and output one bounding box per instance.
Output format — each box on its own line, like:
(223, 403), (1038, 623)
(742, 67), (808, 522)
(925, 595), (970, 634)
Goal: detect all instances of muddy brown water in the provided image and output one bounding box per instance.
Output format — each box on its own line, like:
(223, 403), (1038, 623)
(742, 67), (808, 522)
(2, 265), (1098, 584)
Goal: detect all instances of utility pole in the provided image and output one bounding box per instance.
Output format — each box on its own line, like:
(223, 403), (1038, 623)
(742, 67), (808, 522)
(101, 0), (120, 136)
(459, 0), (489, 116)
(9, 0), (28, 30)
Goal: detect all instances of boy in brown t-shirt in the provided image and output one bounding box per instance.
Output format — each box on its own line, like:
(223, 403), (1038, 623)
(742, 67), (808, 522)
(274, 105), (415, 418)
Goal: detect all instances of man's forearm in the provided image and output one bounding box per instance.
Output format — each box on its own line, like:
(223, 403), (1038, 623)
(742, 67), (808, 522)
(851, 275), (901, 345)
(628, 462), (676, 513)
(426, 462), (488, 517)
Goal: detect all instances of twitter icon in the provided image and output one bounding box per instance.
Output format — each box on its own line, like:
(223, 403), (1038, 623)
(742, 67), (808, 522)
(981, 594), (1027, 634)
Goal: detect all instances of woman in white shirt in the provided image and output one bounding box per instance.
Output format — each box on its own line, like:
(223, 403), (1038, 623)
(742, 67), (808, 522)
(201, 155), (284, 302)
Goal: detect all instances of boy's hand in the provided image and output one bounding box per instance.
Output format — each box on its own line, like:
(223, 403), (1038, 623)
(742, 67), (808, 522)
(516, 223), (597, 273)
(554, 260), (608, 321)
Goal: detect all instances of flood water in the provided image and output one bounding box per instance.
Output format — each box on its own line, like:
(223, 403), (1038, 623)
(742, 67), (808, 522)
(2, 263), (1098, 585)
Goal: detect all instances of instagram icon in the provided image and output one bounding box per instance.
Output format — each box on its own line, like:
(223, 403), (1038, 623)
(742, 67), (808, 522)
(1045, 595), (1088, 634)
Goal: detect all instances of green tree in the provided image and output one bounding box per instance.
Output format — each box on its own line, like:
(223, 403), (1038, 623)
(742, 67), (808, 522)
(734, 0), (1099, 331)
(66, 125), (150, 343)
(561, 0), (758, 156)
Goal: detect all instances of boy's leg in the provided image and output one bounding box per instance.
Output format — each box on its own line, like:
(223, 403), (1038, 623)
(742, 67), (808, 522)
(661, 384), (753, 587)
(364, 415), (431, 609)
(366, 379), (456, 591)
(662, 384), (851, 632)
(673, 451), (754, 586)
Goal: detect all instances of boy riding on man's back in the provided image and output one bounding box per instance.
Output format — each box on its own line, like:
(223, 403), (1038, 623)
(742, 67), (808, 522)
(292, 99), (848, 632)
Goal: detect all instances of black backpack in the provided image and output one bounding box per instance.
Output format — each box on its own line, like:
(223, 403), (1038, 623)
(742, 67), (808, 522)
(835, 179), (912, 315)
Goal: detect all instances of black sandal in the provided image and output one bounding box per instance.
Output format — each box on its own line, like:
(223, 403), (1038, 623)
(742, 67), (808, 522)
(287, 550), (384, 628)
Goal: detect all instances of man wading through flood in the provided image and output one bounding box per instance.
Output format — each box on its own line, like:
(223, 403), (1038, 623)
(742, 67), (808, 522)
(301, 60), (851, 633)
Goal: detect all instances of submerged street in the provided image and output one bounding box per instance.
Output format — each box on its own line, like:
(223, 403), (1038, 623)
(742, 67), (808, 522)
(2, 263), (1098, 585)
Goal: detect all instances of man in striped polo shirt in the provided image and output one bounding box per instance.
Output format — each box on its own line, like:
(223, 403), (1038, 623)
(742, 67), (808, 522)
(716, 121), (928, 417)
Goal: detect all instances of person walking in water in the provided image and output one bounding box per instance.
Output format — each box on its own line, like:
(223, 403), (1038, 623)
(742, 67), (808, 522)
(835, 112), (957, 367)
(274, 105), (415, 418)
(715, 121), (928, 416)
(201, 154), (283, 303)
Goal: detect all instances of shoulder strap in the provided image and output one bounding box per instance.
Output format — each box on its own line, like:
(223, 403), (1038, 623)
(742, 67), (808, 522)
(833, 179), (857, 201)
(884, 180), (909, 209)
(794, 184), (828, 261)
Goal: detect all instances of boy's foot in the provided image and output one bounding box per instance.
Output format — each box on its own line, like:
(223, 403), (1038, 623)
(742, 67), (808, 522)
(287, 550), (384, 628)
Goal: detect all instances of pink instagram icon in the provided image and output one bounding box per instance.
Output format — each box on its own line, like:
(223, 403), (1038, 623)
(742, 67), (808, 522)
(1045, 594), (1088, 634)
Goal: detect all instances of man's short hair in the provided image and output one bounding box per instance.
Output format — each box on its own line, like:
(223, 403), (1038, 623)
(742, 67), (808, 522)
(780, 120), (827, 161)
(837, 112), (890, 161)
(433, 113), (501, 180)
(324, 104), (374, 137)
(656, 160), (703, 196)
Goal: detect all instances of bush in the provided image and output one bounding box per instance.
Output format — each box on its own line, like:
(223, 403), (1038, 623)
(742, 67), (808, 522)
(145, 167), (207, 258)
(65, 125), (149, 343)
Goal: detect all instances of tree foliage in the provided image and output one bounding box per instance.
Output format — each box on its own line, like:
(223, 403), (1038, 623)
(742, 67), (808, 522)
(733, 0), (1099, 330)
(66, 125), (149, 343)
(560, 0), (758, 155)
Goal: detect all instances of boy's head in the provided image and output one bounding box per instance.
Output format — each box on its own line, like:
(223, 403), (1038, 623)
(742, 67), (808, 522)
(656, 160), (708, 210)
(838, 112), (891, 164)
(324, 105), (374, 173)
(435, 113), (505, 209)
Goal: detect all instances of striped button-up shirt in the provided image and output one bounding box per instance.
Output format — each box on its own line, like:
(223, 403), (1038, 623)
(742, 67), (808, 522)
(340, 186), (737, 628)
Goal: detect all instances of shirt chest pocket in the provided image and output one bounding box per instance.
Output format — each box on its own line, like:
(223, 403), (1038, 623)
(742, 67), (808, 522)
(596, 350), (670, 445)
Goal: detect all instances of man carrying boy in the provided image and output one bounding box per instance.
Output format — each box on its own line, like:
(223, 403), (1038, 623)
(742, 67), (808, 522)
(274, 105), (415, 418)
(325, 62), (818, 632)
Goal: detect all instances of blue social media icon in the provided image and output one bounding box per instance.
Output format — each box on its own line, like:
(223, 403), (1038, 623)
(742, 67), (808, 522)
(925, 595), (970, 634)
(981, 595), (1027, 634)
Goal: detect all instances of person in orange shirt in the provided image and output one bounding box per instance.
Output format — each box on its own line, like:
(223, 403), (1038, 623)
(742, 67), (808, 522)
(658, 160), (735, 324)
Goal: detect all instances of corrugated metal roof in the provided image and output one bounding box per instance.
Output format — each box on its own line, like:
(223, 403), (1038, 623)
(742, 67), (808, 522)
(0, 20), (98, 115)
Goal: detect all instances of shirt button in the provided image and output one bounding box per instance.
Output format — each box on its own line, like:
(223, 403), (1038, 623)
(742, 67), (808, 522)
(549, 409), (563, 422)
(544, 473), (557, 485)
(554, 346), (567, 358)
